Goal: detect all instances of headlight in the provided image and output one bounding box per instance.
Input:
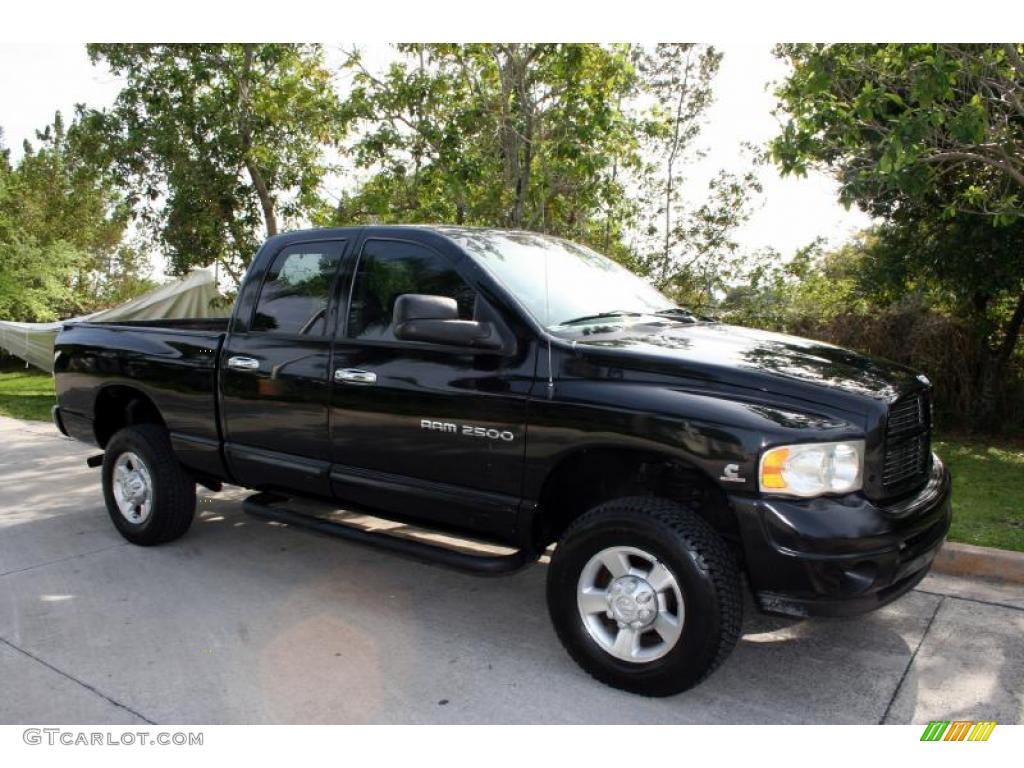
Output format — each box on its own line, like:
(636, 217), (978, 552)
(759, 440), (865, 497)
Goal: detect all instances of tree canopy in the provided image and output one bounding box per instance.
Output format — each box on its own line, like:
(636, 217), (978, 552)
(337, 45), (640, 243)
(0, 112), (148, 322)
(772, 43), (1024, 222)
(83, 44), (345, 280)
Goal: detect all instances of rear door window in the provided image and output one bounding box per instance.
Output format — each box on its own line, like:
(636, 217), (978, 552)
(253, 242), (344, 335)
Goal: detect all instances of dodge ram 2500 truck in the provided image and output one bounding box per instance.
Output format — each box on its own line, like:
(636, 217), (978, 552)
(52, 225), (952, 696)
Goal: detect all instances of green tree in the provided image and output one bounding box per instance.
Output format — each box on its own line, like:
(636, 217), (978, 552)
(0, 112), (146, 321)
(336, 44), (642, 256)
(772, 44), (1024, 221)
(632, 44), (760, 308)
(0, 130), (12, 244)
(14, 114), (125, 258)
(771, 44), (1024, 426)
(0, 239), (88, 322)
(336, 42), (759, 292)
(84, 44), (346, 280)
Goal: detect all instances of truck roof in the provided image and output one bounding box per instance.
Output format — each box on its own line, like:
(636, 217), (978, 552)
(265, 224), (564, 250)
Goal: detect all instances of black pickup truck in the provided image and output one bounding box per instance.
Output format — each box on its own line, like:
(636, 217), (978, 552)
(52, 226), (951, 696)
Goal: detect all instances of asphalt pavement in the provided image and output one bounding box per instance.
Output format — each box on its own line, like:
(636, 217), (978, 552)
(1, 414), (1021, 724)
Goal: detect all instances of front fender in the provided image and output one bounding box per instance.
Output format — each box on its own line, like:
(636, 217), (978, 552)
(522, 372), (864, 501)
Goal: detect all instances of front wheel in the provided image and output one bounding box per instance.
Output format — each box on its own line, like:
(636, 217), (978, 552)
(102, 424), (196, 546)
(546, 496), (742, 696)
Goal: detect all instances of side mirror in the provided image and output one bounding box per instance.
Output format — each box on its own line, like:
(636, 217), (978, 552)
(392, 294), (502, 350)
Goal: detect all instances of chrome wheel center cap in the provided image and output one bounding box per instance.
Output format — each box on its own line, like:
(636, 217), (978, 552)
(123, 473), (147, 503)
(606, 575), (657, 629)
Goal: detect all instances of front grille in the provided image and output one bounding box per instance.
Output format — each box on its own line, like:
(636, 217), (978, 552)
(882, 392), (931, 492)
(883, 433), (929, 486)
(887, 395), (925, 435)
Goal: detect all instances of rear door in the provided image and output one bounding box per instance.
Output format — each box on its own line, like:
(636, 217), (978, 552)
(328, 234), (535, 542)
(221, 238), (348, 496)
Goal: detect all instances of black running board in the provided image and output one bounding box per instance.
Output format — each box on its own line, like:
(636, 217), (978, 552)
(243, 492), (537, 576)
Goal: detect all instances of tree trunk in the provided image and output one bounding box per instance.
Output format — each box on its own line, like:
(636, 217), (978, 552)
(974, 289), (1024, 429)
(997, 288), (1024, 372)
(496, 45), (534, 229)
(236, 44), (278, 237)
(245, 160), (278, 236)
(513, 111), (533, 228)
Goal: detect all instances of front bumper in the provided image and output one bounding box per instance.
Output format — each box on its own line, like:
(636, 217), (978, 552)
(729, 455), (952, 618)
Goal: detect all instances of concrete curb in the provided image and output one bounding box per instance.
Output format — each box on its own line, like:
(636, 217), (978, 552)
(933, 541), (1024, 584)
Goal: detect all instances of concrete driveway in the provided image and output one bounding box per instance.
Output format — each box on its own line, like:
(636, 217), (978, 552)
(1, 414), (1021, 725)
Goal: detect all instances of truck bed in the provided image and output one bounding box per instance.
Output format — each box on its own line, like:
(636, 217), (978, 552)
(53, 320), (228, 477)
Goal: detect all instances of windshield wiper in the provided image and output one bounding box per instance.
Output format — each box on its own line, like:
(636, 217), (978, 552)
(557, 311), (643, 326)
(653, 307), (696, 319)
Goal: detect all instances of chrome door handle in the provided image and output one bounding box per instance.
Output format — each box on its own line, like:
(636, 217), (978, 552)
(334, 368), (377, 385)
(227, 355), (260, 371)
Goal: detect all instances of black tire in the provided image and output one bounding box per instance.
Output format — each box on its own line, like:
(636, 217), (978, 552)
(101, 424), (196, 546)
(546, 496), (742, 696)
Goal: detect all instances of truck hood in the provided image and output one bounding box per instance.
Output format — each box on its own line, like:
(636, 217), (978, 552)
(566, 320), (923, 405)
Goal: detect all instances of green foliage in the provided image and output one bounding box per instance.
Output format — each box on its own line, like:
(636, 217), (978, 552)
(772, 43), (1024, 220)
(0, 238), (89, 321)
(336, 44), (640, 245)
(719, 238), (868, 330)
(7, 43), (757, 319)
(630, 45), (761, 308)
(331, 42), (754, 289)
(0, 113), (150, 321)
(84, 44), (346, 280)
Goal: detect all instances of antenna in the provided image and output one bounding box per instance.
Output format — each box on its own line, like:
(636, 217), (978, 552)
(544, 247), (554, 398)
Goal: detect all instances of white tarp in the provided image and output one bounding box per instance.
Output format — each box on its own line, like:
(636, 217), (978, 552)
(0, 269), (223, 372)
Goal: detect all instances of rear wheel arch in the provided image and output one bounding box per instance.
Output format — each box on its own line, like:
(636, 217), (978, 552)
(93, 385), (166, 448)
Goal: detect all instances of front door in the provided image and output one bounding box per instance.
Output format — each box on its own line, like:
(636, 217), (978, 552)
(328, 235), (534, 541)
(221, 239), (347, 496)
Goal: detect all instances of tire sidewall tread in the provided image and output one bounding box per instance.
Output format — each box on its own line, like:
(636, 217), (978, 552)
(101, 424), (196, 546)
(547, 495), (742, 697)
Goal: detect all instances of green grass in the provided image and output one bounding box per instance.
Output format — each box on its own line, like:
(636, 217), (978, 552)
(0, 368), (56, 421)
(1, 367), (1020, 551)
(935, 437), (1024, 553)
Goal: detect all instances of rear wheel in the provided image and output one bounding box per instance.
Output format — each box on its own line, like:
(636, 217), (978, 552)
(546, 496), (742, 696)
(102, 424), (196, 546)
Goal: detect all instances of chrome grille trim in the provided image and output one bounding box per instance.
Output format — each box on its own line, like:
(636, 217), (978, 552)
(882, 392), (931, 492)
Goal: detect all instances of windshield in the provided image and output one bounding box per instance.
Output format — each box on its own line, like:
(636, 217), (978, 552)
(445, 229), (675, 330)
